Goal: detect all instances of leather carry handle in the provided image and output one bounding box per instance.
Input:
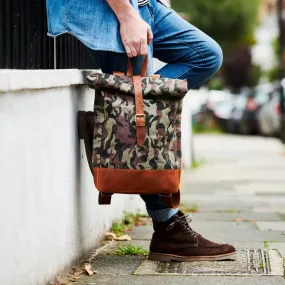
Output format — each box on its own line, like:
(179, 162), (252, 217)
(127, 55), (148, 77)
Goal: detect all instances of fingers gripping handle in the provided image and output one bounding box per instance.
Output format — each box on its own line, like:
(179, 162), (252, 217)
(127, 55), (148, 77)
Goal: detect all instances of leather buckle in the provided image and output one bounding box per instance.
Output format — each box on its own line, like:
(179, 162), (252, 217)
(135, 114), (146, 123)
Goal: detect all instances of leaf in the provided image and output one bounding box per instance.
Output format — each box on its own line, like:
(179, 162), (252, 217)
(115, 234), (132, 241)
(234, 218), (243, 223)
(135, 218), (148, 226)
(69, 276), (80, 282)
(105, 232), (117, 240)
(84, 264), (94, 276)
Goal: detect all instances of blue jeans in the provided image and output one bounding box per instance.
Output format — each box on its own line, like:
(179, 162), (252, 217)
(89, 0), (222, 222)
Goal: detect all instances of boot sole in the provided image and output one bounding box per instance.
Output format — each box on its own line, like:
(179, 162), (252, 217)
(148, 251), (237, 262)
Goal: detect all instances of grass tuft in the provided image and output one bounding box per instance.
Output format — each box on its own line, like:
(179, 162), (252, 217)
(264, 240), (279, 249)
(191, 160), (203, 169)
(192, 123), (223, 134)
(111, 210), (148, 237)
(218, 209), (240, 213)
(115, 244), (149, 256)
(181, 203), (199, 213)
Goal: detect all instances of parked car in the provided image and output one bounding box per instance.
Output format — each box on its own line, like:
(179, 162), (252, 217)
(202, 90), (233, 129)
(258, 89), (283, 136)
(212, 94), (234, 132)
(188, 89), (208, 124)
(238, 84), (272, 135)
(228, 90), (249, 133)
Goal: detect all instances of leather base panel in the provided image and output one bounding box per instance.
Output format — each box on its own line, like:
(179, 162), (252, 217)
(93, 168), (181, 194)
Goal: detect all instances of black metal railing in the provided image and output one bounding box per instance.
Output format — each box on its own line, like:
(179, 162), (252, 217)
(0, 0), (94, 69)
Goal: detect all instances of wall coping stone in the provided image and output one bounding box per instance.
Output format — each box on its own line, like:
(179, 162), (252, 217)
(0, 69), (97, 93)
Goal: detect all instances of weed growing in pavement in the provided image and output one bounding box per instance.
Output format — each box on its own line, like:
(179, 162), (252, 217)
(111, 210), (148, 237)
(181, 203), (199, 213)
(115, 244), (149, 256)
(192, 123), (223, 134)
(191, 159), (204, 169)
(111, 220), (127, 237)
(223, 209), (240, 213)
(264, 240), (279, 249)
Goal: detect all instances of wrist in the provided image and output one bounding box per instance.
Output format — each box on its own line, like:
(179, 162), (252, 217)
(116, 6), (138, 22)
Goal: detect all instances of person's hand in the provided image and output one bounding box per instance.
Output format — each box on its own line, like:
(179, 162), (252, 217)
(119, 14), (153, 57)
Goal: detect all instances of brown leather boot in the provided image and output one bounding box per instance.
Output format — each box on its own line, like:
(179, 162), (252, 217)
(149, 211), (237, 262)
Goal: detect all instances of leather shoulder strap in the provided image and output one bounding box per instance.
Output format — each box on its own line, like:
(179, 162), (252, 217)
(133, 76), (146, 147)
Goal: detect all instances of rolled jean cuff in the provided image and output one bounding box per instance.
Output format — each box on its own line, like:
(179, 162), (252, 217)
(147, 208), (178, 222)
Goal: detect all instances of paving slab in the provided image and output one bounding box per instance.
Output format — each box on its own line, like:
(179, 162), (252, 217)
(279, 213), (285, 220)
(181, 181), (236, 192)
(266, 242), (285, 258)
(134, 250), (283, 276)
(90, 255), (143, 275)
(233, 182), (285, 194)
(180, 197), (254, 212)
(76, 275), (285, 285)
(256, 222), (285, 232)
(230, 242), (265, 249)
(129, 222), (257, 240)
(193, 229), (285, 243)
(253, 207), (285, 214)
(189, 212), (281, 222)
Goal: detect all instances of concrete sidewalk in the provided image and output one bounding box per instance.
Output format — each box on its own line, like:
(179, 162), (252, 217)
(61, 134), (285, 285)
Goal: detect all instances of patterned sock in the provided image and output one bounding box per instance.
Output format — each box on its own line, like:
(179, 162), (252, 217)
(147, 208), (178, 222)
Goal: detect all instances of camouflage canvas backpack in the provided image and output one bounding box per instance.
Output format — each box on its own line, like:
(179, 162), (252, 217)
(78, 57), (188, 207)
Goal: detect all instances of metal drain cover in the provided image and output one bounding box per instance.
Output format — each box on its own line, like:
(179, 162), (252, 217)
(134, 250), (284, 276)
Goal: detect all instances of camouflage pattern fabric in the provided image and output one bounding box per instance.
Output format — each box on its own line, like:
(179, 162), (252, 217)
(87, 73), (188, 170)
(87, 73), (188, 98)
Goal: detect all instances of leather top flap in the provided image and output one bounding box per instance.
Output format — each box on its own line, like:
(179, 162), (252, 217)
(87, 73), (188, 98)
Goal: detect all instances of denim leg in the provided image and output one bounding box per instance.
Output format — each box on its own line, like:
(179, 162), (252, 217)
(151, 0), (223, 89)
(140, 1), (223, 220)
(88, 1), (222, 221)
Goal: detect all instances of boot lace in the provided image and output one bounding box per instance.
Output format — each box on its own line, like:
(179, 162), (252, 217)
(166, 214), (200, 246)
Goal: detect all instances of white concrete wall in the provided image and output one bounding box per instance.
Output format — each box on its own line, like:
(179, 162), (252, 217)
(0, 70), (146, 285)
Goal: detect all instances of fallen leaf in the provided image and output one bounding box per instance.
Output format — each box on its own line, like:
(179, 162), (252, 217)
(69, 276), (80, 282)
(135, 218), (148, 226)
(105, 232), (117, 240)
(70, 267), (84, 276)
(234, 218), (243, 223)
(115, 234), (132, 241)
(49, 278), (66, 285)
(84, 263), (94, 276)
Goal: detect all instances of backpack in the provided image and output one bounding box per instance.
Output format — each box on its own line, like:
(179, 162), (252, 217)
(78, 57), (188, 208)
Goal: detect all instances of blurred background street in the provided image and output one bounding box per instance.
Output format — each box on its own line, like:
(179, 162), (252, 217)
(171, 0), (285, 143)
